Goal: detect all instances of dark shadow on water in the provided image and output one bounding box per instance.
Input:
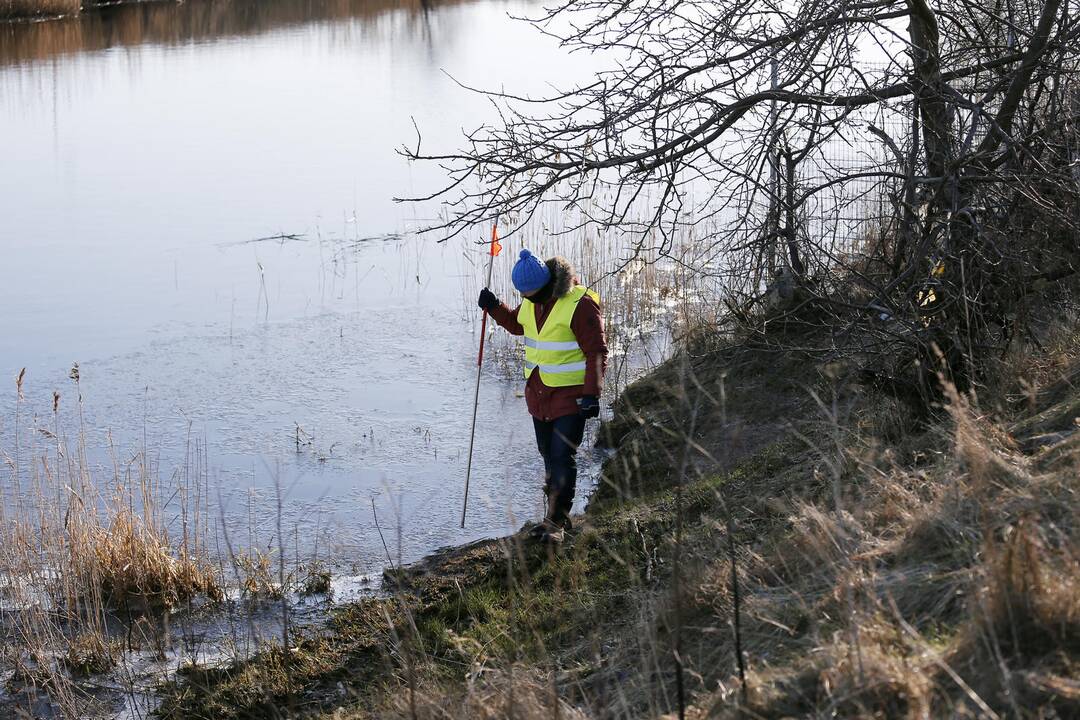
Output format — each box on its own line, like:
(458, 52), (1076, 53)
(0, 0), (478, 67)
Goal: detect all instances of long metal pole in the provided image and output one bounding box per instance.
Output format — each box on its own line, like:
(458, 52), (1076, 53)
(461, 229), (498, 528)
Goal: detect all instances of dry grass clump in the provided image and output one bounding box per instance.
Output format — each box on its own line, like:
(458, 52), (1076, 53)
(3, 375), (223, 614)
(300, 561), (332, 595)
(945, 382), (1026, 488)
(773, 501), (866, 580)
(65, 502), (222, 612)
(1, 478), (222, 618)
(383, 665), (591, 720)
(983, 314), (1080, 418)
(63, 631), (118, 676)
(952, 520), (1080, 714)
(234, 548), (284, 599)
(231, 550), (333, 598)
(819, 617), (938, 717)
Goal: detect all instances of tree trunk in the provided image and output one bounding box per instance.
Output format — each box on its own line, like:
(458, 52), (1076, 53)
(906, 0), (954, 206)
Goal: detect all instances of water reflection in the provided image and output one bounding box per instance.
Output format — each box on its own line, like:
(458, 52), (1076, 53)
(0, 0), (475, 67)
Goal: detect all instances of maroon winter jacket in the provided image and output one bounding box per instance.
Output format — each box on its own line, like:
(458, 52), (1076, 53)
(488, 263), (608, 421)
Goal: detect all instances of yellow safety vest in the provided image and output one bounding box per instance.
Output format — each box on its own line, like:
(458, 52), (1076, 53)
(518, 285), (600, 387)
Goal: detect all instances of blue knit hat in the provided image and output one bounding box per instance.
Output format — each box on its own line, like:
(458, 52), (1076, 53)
(511, 249), (551, 294)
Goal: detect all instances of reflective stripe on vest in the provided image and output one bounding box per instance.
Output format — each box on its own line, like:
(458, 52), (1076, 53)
(523, 338), (581, 352)
(524, 360), (588, 373)
(518, 284), (600, 388)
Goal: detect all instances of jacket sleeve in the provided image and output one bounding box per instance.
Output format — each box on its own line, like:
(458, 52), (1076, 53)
(489, 302), (525, 336)
(571, 295), (608, 397)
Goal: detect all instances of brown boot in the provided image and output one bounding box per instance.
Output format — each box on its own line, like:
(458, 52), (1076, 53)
(529, 484), (554, 538)
(544, 494), (572, 543)
(528, 520), (549, 539)
(540, 522), (565, 544)
(529, 489), (565, 542)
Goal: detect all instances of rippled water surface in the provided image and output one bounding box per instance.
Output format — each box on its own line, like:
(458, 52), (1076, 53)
(0, 0), (610, 574)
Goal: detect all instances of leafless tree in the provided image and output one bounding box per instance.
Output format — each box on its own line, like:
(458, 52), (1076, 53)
(402, 0), (1080, 407)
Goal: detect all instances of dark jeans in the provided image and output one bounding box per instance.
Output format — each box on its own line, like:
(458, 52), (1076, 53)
(533, 413), (586, 525)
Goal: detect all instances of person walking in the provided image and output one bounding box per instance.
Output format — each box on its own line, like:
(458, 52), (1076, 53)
(478, 250), (608, 543)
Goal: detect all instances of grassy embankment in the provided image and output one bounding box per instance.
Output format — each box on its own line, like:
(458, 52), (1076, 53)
(157, 315), (1080, 719)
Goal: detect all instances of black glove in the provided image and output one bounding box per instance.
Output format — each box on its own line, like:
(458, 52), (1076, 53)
(578, 395), (600, 419)
(478, 287), (500, 313)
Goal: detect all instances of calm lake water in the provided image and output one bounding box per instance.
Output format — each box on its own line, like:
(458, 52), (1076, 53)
(0, 0), (617, 576)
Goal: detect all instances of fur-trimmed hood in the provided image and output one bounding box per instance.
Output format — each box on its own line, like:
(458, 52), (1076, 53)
(544, 256), (575, 299)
